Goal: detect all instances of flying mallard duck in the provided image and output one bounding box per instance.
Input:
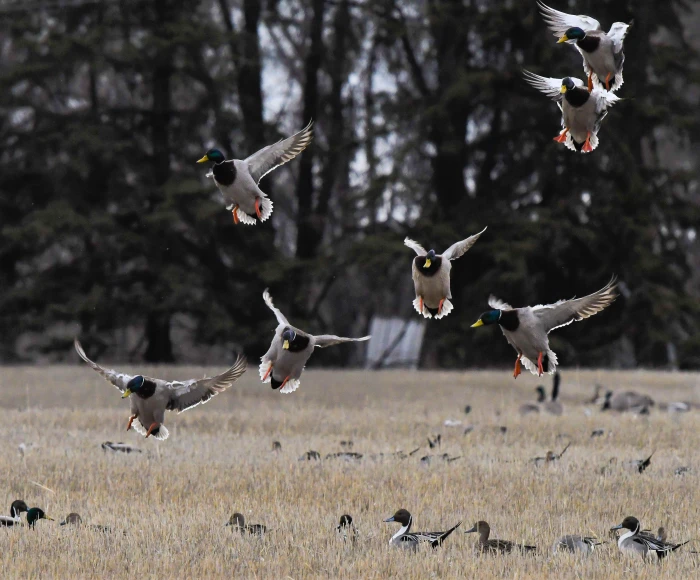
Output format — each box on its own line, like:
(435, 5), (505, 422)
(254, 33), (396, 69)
(523, 71), (619, 153)
(471, 277), (617, 378)
(259, 289), (370, 394)
(75, 339), (247, 440)
(404, 228), (487, 319)
(197, 121), (313, 225)
(538, 1), (631, 92)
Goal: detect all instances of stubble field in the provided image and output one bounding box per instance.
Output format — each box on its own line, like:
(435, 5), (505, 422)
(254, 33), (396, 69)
(1, 365), (699, 579)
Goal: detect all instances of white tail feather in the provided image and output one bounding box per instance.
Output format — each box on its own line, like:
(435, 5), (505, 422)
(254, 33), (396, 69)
(258, 197), (273, 222)
(412, 297), (432, 319)
(433, 298), (454, 320)
(521, 350), (559, 376)
(130, 419), (169, 440)
(234, 207), (258, 225)
(280, 378), (301, 394)
(564, 131), (599, 153)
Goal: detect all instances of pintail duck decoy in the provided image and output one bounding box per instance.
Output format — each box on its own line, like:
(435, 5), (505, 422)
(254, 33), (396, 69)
(101, 441), (142, 454)
(465, 520), (537, 554)
(404, 228), (487, 319)
(226, 513), (267, 536)
(325, 452), (363, 461)
(552, 534), (603, 554)
(523, 71), (620, 153)
(624, 452), (653, 474)
(601, 390), (655, 413)
(60, 513), (111, 533)
(298, 450), (321, 461)
(471, 277), (617, 377)
(75, 339), (247, 440)
(611, 516), (688, 559)
(340, 440), (353, 449)
(259, 289), (370, 393)
(197, 121), (313, 224)
(532, 442), (570, 466)
(538, 1), (631, 92)
(271, 441), (282, 452)
(427, 434), (441, 449)
(0, 500), (28, 527)
(337, 514), (358, 545)
(420, 453), (461, 465)
(384, 509), (461, 550)
(26, 507), (53, 529)
(519, 386), (546, 416)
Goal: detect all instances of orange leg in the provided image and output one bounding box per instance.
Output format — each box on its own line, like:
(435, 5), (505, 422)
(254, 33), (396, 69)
(587, 73), (593, 92)
(438, 298), (445, 315)
(279, 376), (291, 390)
(582, 132), (593, 153)
(418, 296), (424, 314)
(145, 423), (161, 438)
(553, 129), (568, 143)
(255, 198), (262, 220)
(262, 364), (272, 381)
(604, 73), (612, 91)
(513, 355), (522, 379)
(232, 205), (240, 224)
(537, 352), (544, 377)
(126, 415), (136, 431)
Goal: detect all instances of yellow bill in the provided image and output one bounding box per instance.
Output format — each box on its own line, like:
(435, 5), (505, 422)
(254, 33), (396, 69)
(470, 319), (484, 328)
(560, 85), (567, 94)
(283, 340), (290, 350)
(122, 389), (131, 399)
(196, 155), (209, 163)
(557, 35), (568, 43)
(45, 516), (54, 521)
(423, 259), (431, 268)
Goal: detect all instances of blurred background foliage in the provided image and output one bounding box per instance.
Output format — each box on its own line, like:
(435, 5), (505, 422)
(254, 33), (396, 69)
(1, 0), (700, 368)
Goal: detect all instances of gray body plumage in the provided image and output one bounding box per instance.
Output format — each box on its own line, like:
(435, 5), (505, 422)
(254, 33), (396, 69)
(385, 510), (461, 550)
(613, 517), (688, 559)
(552, 534), (600, 554)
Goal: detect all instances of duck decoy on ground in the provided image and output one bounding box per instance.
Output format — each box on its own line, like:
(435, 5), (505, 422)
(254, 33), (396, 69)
(542, 373), (563, 415)
(552, 534), (603, 554)
(589, 384), (605, 404)
(471, 277), (617, 377)
(420, 453), (461, 465)
(298, 450), (321, 461)
(384, 509), (461, 550)
(659, 401), (697, 413)
(75, 339), (247, 441)
(271, 441), (282, 452)
(226, 513), (267, 536)
(26, 507), (53, 529)
(197, 120), (313, 225)
(601, 390), (654, 413)
(624, 452), (653, 474)
(465, 521), (537, 554)
(340, 440), (354, 449)
(611, 517), (688, 559)
(523, 71), (620, 154)
(532, 442), (570, 466)
(404, 228), (487, 319)
(590, 429), (605, 438)
(675, 466), (692, 476)
(259, 289), (370, 394)
(519, 386), (546, 415)
(538, 1), (631, 92)
(427, 434), (441, 449)
(325, 452), (363, 461)
(337, 514), (358, 545)
(101, 441), (142, 454)
(60, 513), (111, 533)
(0, 500), (28, 527)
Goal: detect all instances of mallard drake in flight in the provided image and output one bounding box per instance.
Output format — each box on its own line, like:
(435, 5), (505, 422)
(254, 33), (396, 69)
(465, 520), (536, 554)
(471, 277), (617, 378)
(75, 339), (247, 440)
(26, 507), (53, 529)
(523, 71), (619, 153)
(384, 509), (461, 550)
(260, 289), (370, 393)
(226, 513), (267, 536)
(611, 516), (688, 559)
(197, 121), (313, 225)
(538, 1), (631, 92)
(0, 500), (28, 527)
(404, 228), (487, 319)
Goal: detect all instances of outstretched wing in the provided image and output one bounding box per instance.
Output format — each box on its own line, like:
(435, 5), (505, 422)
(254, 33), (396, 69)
(167, 354), (247, 413)
(532, 276), (618, 333)
(74, 339), (133, 393)
(263, 289), (290, 327)
(607, 22), (631, 52)
(442, 227), (487, 260)
(404, 238), (427, 256)
(537, 1), (601, 37)
(488, 295), (513, 311)
(523, 70), (583, 102)
(245, 120), (314, 184)
(313, 335), (371, 348)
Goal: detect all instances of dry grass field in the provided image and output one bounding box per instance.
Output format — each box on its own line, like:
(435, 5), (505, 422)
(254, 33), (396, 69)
(1, 365), (700, 579)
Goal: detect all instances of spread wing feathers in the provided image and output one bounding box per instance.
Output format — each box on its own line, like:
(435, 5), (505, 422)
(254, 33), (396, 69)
(245, 120), (314, 184)
(313, 335), (371, 348)
(532, 277), (618, 333)
(442, 227), (487, 260)
(404, 238), (427, 256)
(74, 338), (133, 393)
(608, 22), (631, 51)
(488, 295), (513, 311)
(593, 88), (621, 111)
(167, 354), (247, 413)
(263, 289), (290, 326)
(537, 1), (601, 37)
(523, 70), (584, 101)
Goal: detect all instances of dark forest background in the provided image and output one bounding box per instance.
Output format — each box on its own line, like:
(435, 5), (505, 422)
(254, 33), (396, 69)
(1, 0), (700, 369)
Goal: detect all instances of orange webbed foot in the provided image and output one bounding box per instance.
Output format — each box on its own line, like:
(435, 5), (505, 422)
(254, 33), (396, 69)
(145, 423), (160, 438)
(126, 415), (136, 432)
(582, 133), (593, 153)
(587, 73), (593, 92)
(537, 352), (544, 377)
(553, 129), (568, 144)
(232, 205), (240, 224)
(513, 355), (522, 379)
(255, 198), (262, 220)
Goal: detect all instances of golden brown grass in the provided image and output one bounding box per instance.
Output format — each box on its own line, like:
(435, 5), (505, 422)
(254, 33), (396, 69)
(1, 366), (700, 578)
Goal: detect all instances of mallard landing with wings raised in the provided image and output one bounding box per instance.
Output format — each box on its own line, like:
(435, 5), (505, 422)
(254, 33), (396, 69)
(404, 227), (487, 319)
(74, 339), (247, 440)
(259, 289), (370, 394)
(197, 120), (313, 225)
(538, 1), (632, 93)
(471, 277), (618, 378)
(523, 71), (619, 153)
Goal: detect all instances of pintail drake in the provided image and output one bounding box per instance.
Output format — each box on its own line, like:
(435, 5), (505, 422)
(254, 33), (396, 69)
(101, 441), (142, 453)
(226, 513), (267, 536)
(337, 514), (358, 545)
(0, 500), (28, 527)
(384, 509), (461, 550)
(611, 516), (688, 559)
(552, 534), (603, 554)
(532, 442), (570, 466)
(623, 452), (653, 473)
(465, 521), (537, 554)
